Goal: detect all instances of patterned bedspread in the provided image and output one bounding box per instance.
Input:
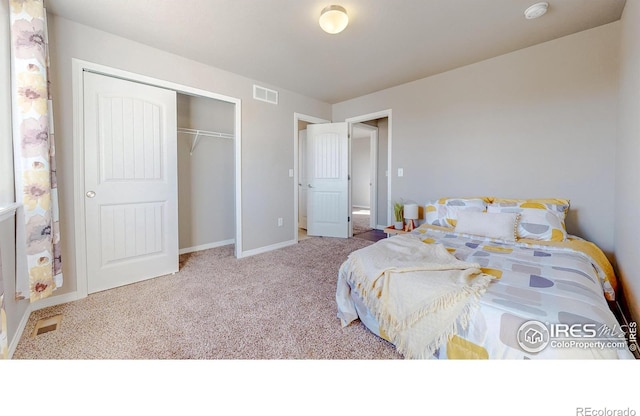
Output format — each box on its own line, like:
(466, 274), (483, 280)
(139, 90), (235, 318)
(336, 224), (636, 359)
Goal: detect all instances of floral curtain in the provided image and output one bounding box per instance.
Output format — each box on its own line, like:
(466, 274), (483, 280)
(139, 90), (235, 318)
(9, 0), (62, 301)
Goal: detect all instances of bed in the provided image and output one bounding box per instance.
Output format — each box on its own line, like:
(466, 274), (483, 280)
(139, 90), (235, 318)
(336, 197), (635, 359)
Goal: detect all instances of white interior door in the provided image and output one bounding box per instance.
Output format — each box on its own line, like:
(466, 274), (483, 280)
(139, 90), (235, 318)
(83, 71), (178, 293)
(306, 122), (349, 238)
(298, 129), (307, 230)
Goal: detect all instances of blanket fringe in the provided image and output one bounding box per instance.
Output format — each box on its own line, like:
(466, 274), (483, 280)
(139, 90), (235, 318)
(345, 253), (494, 359)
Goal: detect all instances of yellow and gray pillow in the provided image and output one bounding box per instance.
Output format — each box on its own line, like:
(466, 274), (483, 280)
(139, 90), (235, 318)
(487, 198), (569, 242)
(425, 197), (569, 242)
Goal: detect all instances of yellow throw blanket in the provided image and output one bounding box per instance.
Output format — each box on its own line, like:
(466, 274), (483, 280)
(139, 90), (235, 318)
(346, 234), (496, 359)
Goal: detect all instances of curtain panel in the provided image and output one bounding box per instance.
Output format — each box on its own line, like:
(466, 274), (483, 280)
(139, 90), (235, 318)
(9, 0), (62, 301)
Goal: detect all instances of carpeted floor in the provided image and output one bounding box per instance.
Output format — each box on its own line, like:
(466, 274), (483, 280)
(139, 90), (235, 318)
(12, 236), (402, 359)
(352, 208), (373, 235)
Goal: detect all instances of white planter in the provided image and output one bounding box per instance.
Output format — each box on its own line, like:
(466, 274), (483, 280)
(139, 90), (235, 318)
(394, 221), (403, 230)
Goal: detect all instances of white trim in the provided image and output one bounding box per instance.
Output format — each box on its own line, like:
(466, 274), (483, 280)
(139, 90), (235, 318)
(0, 202), (19, 222)
(350, 123), (378, 231)
(369, 129), (378, 229)
(178, 239), (235, 255)
(238, 239), (297, 258)
(31, 291), (82, 311)
(8, 304), (31, 359)
(7, 290), (81, 358)
(345, 109), (393, 225)
(72, 59), (243, 300)
(293, 112), (330, 244)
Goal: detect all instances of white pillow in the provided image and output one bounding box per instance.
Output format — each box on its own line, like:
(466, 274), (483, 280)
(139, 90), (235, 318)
(454, 211), (519, 241)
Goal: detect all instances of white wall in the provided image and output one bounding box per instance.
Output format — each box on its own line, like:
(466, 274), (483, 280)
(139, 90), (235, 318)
(333, 23), (621, 255)
(0, 0), (14, 203)
(45, 14), (331, 297)
(615, 1), (640, 323)
(351, 132), (371, 208)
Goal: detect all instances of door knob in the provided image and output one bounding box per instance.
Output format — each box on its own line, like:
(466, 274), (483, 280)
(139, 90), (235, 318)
(86, 191), (96, 198)
(307, 184), (314, 188)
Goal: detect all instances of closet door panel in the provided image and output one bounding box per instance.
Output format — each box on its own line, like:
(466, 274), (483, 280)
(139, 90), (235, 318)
(83, 71), (178, 293)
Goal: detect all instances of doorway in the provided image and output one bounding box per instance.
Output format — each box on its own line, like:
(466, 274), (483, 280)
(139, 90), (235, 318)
(351, 123), (378, 236)
(346, 110), (392, 229)
(177, 94), (235, 255)
(294, 113), (330, 242)
(73, 59), (242, 297)
(293, 110), (392, 241)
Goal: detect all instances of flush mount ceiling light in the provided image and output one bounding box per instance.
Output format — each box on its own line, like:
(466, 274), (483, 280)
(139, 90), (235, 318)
(524, 2), (549, 19)
(319, 5), (349, 34)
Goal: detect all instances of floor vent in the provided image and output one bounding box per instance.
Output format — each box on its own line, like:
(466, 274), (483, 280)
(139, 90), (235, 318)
(253, 84), (278, 105)
(31, 314), (63, 337)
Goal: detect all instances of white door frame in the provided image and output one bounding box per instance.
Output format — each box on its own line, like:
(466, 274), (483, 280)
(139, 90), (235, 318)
(345, 109), (393, 227)
(350, 123), (378, 231)
(293, 112), (330, 243)
(72, 59), (243, 298)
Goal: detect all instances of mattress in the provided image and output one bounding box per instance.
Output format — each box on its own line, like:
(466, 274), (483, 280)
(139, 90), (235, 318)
(336, 224), (635, 359)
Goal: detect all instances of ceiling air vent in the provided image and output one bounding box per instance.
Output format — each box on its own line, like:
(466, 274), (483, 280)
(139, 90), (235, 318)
(253, 84), (278, 105)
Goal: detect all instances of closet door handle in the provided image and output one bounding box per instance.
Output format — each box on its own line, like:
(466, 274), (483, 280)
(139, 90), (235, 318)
(86, 191), (96, 198)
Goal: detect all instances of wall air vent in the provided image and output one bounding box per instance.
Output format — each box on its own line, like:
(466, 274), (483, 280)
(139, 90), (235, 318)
(253, 84), (278, 105)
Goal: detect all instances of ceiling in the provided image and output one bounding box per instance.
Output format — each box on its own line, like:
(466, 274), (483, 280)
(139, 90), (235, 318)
(44, 0), (626, 104)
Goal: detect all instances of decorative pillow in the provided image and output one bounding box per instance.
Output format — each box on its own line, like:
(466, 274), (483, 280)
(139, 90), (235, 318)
(425, 197), (489, 228)
(455, 211), (520, 241)
(487, 199), (569, 241)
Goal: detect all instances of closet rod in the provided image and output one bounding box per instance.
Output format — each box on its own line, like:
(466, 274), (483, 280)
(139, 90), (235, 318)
(178, 128), (234, 155)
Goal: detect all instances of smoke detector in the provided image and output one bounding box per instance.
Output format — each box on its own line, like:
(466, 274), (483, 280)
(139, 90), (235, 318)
(524, 2), (549, 19)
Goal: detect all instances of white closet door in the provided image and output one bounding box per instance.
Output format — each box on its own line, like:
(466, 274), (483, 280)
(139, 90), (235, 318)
(83, 71), (178, 293)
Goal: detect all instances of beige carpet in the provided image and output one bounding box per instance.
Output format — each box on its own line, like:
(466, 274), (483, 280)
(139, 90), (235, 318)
(12, 236), (401, 359)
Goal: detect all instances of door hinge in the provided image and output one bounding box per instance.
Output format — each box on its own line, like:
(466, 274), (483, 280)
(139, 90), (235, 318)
(348, 216), (351, 222)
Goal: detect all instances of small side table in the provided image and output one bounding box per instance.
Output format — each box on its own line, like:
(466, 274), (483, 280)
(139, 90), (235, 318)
(384, 226), (408, 237)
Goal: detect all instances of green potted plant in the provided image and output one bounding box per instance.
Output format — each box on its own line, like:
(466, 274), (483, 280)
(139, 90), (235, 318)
(393, 201), (404, 229)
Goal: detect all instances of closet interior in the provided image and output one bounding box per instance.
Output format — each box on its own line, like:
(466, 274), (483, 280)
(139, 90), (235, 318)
(177, 93), (235, 254)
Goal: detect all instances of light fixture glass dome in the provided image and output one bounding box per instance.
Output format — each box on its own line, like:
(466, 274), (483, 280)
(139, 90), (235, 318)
(319, 5), (349, 34)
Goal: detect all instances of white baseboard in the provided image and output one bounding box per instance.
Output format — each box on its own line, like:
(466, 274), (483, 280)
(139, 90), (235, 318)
(239, 239), (296, 258)
(8, 290), (81, 358)
(179, 239), (235, 255)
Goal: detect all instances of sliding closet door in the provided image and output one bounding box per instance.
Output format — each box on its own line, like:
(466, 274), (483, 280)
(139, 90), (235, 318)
(83, 71), (178, 293)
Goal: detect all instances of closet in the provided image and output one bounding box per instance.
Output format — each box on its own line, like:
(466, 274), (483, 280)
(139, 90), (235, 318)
(177, 93), (235, 254)
(77, 64), (241, 295)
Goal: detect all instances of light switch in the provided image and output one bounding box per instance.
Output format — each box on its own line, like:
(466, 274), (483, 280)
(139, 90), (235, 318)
(288, 169), (294, 177)
(398, 168), (404, 177)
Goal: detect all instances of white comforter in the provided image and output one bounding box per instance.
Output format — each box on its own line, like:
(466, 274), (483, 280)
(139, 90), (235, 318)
(338, 233), (495, 359)
(337, 225), (636, 359)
